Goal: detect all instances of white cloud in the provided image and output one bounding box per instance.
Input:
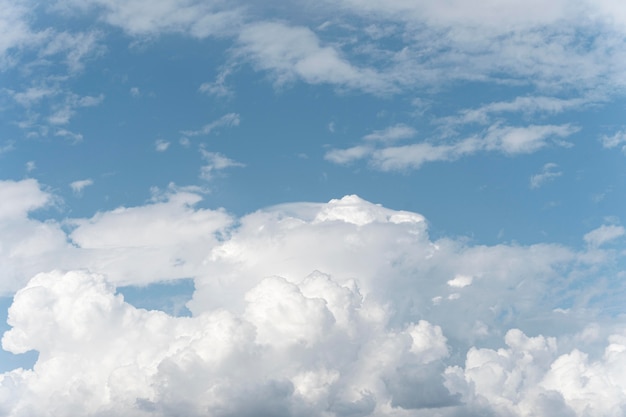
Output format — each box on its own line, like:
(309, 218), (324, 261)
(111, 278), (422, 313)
(199, 68), (233, 98)
(39, 30), (104, 73)
(155, 139), (170, 152)
(583, 224), (625, 247)
(0, 0), (48, 69)
(25, 161), (36, 172)
(53, 0), (244, 38)
(324, 145), (372, 165)
(199, 149), (244, 181)
(0, 141), (15, 155)
(0, 180), (71, 292)
(10, 86), (60, 107)
(236, 21), (392, 93)
(445, 328), (626, 417)
(181, 113), (240, 137)
(70, 179), (93, 194)
(0, 269), (451, 416)
(441, 96), (589, 127)
(0, 186), (625, 414)
(530, 162), (562, 189)
(362, 123), (416, 143)
(328, 123), (578, 171)
(447, 274), (473, 288)
(55, 129), (84, 143)
(600, 130), (626, 153)
(48, 93), (104, 125)
(129, 86), (140, 97)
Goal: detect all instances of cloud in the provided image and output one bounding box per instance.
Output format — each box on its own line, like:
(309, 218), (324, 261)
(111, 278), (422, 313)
(69, 179), (94, 194)
(55, 129), (84, 143)
(324, 0), (626, 93)
(327, 123), (578, 170)
(48, 93), (104, 125)
(0, 180), (71, 292)
(155, 139), (170, 152)
(199, 149), (244, 181)
(445, 328), (626, 417)
(530, 163), (562, 189)
(583, 224), (625, 247)
(440, 96), (589, 127)
(199, 68), (233, 98)
(600, 130), (626, 153)
(2, 193), (626, 416)
(0, 180), (234, 293)
(1, 189), (626, 415)
(362, 123), (416, 143)
(236, 21), (392, 93)
(0, 141), (15, 155)
(0, 0), (49, 69)
(0, 270), (451, 416)
(181, 113), (240, 137)
(53, 0), (245, 38)
(39, 30), (104, 73)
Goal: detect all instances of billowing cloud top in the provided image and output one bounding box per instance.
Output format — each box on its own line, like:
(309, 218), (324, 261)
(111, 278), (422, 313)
(1, 180), (625, 416)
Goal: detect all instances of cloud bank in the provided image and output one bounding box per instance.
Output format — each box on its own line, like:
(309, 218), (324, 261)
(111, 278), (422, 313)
(1, 181), (625, 416)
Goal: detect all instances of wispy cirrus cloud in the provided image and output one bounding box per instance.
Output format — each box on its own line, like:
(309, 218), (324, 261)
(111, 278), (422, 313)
(181, 113), (240, 137)
(327, 123), (578, 171)
(530, 163), (562, 189)
(600, 130), (626, 153)
(199, 149), (244, 181)
(583, 224), (625, 247)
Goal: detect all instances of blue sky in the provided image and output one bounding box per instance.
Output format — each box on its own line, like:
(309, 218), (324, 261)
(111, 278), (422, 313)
(1, 1), (626, 416)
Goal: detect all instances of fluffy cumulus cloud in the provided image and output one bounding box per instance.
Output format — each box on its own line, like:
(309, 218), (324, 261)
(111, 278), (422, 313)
(1, 270), (450, 417)
(445, 329), (626, 417)
(0, 180), (234, 292)
(2, 188), (626, 416)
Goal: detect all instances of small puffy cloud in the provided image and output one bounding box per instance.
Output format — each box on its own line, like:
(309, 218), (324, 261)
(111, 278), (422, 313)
(583, 224), (625, 247)
(324, 145), (372, 164)
(199, 149), (244, 181)
(54, 129), (84, 143)
(447, 274), (473, 288)
(155, 139), (170, 152)
(129, 87), (140, 97)
(362, 123), (416, 143)
(530, 162), (562, 189)
(0, 141), (15, 155)
(69, 178), (93, 194)
(600, 130), (626, 153)
(25, 161), (35, 172)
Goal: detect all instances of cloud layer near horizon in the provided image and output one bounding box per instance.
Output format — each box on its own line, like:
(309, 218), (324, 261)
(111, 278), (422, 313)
(1, 179), (626, 416)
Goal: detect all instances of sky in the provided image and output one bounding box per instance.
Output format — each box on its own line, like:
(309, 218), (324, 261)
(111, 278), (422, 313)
(1, 0), (626, 416)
